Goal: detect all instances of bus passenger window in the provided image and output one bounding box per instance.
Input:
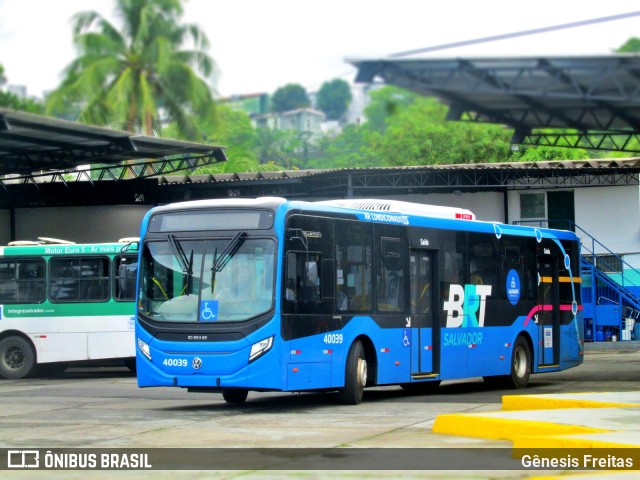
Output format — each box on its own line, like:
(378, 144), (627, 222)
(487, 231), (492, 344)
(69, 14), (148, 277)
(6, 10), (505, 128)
(50, 257), (110, 302)
(0, 259), (46, 304)
(468, 235), (498, 288)
(285, 252), (322, 304)
(335, 221), (373, 312)
(115, 255), (138, 301)
(377, 237), (406, 312)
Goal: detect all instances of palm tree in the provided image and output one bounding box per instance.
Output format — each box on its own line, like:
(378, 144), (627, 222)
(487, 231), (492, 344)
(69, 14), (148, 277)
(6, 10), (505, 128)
(46, 0), (217, 139)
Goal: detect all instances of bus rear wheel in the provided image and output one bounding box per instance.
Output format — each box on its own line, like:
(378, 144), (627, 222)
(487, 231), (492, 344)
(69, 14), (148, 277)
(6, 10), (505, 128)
(339, 340), (367, 405)
(485, 336), (531, 389)
(222, 389), (249, 404)
(0, 336), (36, 379)
(508, 336), (532, 389)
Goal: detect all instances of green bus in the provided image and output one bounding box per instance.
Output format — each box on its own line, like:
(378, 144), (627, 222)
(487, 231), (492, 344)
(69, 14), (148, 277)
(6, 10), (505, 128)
(0, 238), (138, 379)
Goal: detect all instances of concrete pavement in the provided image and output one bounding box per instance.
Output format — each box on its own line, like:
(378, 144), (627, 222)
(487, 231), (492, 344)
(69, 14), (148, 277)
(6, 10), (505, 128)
(431, 341), (640, 450)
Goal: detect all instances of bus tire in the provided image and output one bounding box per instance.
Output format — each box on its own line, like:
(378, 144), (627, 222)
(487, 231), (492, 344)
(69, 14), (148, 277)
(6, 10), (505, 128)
(0, 336), (36, 379)
(223, 389), (249, 404)
(339, 340), (367, 405)
(507, 336), (531, 389)
(483, 336), (532, 389)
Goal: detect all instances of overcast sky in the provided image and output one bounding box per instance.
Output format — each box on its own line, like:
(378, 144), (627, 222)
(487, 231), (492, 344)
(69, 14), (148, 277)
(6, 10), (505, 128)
(0, 0), (639, 99)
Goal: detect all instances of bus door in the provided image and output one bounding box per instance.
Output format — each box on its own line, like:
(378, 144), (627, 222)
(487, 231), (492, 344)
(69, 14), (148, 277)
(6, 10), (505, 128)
(537, 250), (560, 366)
(409, 250), (439, 375)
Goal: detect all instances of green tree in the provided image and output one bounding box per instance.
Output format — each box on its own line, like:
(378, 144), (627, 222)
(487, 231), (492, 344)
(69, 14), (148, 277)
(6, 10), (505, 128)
(363, 86), (417, 133)
(46, 0), (217, 139)
(208, 104), (256, 151)
(310, 125), (377, 169)
(316, 78), (352, 121)
(271, 83), (310, 113)
(253, 127), (301, 167)
(616, 37), (640, 53)
(362, 94), (513, 166)
(192, 145), (283, 174)
(512, 145), (589, 161)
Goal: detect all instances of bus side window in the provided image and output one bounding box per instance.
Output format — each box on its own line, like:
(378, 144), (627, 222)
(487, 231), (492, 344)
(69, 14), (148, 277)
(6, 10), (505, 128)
(335, 221), (373, 312)
(50, 257), (110, 303)
(285, 252), (321, 305)
(377, 237), (406, 312)
(468, 234), (498, 288)
(0, 259), (46, 304)
(115, 255), (138, 301)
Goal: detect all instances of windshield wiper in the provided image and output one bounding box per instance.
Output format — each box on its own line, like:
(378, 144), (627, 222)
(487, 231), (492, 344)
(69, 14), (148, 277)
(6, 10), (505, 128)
(167, 234), (194, 294)
(210, 232), (247, 293)
(167, 234), (192, 275)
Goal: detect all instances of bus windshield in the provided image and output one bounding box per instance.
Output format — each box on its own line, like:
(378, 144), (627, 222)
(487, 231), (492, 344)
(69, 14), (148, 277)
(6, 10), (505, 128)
(139, 237), (276, 322)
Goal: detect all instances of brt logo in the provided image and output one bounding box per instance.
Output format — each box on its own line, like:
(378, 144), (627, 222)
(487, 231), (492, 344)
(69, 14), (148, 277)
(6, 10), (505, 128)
(443, 284), (492, 328)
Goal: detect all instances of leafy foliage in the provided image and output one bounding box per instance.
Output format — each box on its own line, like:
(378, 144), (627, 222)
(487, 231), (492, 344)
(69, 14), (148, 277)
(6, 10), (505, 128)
(271, 83), (310, 113)
(616, 37), (640, 53)
(316, 78), (352, 121)
(45, 0), (217, 139)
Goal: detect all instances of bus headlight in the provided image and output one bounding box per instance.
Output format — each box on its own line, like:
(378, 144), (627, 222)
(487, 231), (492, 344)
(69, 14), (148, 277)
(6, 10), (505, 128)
(137, 338), (152, 360)
(249, 336), (273, 362)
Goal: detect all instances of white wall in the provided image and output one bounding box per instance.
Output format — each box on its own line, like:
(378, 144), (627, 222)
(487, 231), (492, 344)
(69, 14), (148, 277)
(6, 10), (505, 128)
(574, 185), (640, 255)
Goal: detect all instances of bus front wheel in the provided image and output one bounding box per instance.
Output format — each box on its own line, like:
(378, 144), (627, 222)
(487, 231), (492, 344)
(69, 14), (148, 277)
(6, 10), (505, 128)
(222, 389), (248, 405)
(0, 336), (36, 379)
(339, 340), (367, 405)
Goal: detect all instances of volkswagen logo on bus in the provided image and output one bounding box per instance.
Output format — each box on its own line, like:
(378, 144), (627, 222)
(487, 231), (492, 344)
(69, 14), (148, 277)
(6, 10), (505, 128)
(192, 357), (202, 370)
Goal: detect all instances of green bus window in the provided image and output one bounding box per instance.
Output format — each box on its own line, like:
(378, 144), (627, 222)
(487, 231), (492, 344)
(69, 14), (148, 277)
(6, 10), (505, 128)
(50, 257), (110, 303)
(0, 258), (46, 304)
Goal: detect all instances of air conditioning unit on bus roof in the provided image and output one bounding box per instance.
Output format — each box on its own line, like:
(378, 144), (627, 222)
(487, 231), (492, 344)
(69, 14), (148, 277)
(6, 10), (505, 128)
(316, 199), (476, 220)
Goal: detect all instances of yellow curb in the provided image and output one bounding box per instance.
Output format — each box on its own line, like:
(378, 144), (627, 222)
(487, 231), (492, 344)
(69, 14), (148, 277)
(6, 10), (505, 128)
(502, 395), (640, 411)
(433, 414), (610, 441)
(514, 435), (640, 450)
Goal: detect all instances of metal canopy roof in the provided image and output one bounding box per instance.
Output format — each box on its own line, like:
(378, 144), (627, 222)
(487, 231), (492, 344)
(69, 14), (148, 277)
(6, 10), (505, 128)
(0, 108), (227, 178)
(350, 55), (640, 151)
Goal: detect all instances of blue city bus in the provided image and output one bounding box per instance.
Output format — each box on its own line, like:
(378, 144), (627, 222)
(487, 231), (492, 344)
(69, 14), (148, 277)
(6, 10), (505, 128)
(135, 197), (583, 404)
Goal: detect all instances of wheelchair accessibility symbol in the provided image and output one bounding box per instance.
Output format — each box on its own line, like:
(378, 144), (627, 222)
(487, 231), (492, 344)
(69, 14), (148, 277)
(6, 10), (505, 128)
(200, 300), (219, 322)
(402, 329), (410, 347)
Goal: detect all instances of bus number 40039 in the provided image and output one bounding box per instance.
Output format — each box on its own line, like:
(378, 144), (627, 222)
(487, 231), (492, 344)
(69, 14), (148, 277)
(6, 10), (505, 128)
(324, 334), (343, 344)
(162, 358), (188, 367)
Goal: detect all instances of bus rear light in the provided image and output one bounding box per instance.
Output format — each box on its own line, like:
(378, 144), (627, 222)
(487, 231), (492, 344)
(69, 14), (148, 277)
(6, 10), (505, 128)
(249, 336), (273, 362)
(137, 338), (152, 361)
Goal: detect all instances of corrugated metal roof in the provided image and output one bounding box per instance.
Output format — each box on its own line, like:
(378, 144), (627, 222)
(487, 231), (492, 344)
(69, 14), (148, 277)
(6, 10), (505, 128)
(0, 108), (227, 176)
(156, 158), (640, 185)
